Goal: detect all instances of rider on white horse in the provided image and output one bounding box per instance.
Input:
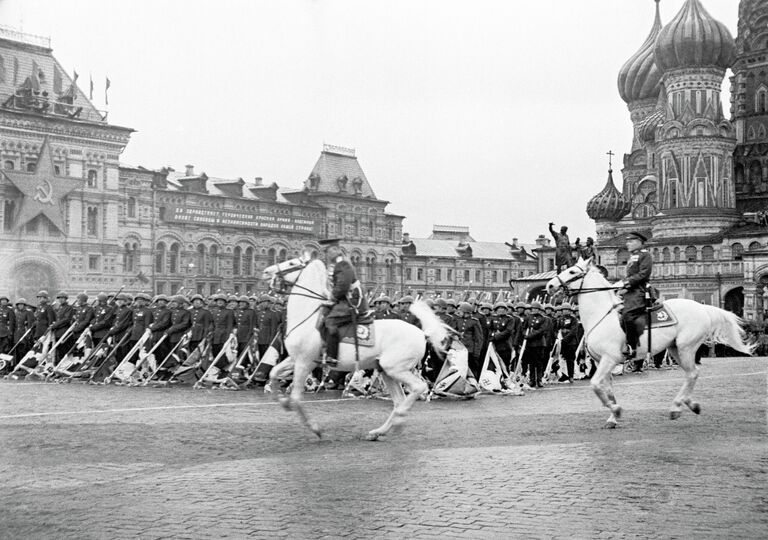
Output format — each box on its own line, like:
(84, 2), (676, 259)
(318, 238), (369, 367)
(614, 231), (653, 371)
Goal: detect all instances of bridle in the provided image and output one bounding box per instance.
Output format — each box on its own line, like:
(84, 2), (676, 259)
(554, 262), (621, 299)
(266, 257), (329, 340)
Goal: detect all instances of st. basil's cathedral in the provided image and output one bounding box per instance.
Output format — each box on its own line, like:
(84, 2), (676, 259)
(588, 0), (768, 323)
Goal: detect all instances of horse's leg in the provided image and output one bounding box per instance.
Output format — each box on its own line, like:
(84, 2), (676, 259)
(365, 372), (406, 441)
(668, 346), (700, 420)
(286, 357), (323, 438)
(381, 364), (428, 435)
(268, 357), (293, 404)
(590, 355), (622, 428)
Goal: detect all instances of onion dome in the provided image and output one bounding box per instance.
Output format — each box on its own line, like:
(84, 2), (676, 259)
(586, 169), (631, 221)
(618, 0), (663, 103)
(654, 0), (736, 72)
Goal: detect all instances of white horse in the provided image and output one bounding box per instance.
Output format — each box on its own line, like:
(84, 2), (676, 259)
(262, 253), (450, 440)
(546, 257), (754, 428)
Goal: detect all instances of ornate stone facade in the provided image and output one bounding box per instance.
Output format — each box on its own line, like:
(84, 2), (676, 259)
(589, 0), (768, 322)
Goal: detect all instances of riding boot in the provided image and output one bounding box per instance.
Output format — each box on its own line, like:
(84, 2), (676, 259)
(324, 329), (339, 367)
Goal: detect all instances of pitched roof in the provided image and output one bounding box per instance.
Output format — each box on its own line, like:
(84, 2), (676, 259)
(405, 237), (538, 261)
(0, 32), (108, 124)
(515, 270), (557, 281)
(305, 147), (377, 199)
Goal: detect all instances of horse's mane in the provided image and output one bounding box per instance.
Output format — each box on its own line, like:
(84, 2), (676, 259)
(305, 258), (331, 298)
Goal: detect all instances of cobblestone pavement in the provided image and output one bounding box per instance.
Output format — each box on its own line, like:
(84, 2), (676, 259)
(0, 357), (765, 539)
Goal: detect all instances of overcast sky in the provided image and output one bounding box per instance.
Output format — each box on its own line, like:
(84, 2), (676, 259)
(0, 0), (740, 244)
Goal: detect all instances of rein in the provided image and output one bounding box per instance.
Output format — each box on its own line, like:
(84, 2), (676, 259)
(269, 261), (328, 340)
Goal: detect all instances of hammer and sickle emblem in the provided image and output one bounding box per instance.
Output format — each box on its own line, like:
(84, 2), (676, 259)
(33, 179), (53, 205)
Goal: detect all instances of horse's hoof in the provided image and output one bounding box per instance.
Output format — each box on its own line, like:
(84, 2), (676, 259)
(669, 410), (681, 420)
(603, 420), (618, 429)
(689, 402), (701, 415)
(365, 432), (380, 441)
(310, 423), (323, 439)
(611, 405), (623, 420)
(278, 396), (292, 411)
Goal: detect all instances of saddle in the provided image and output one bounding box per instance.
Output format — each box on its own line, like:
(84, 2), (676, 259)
(647, 303), (678, 329)
(339, 319), (376, 348)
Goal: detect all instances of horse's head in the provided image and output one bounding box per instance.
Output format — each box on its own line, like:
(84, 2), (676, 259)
(262, 251), (313, 290)
(546, 257), (593, 296)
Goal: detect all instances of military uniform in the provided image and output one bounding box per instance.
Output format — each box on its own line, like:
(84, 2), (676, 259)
(90, 300), (116, 342)
(522, 304), (548, 387)
(163, 298), (191, 370)
(396, 296), (419, 326)
(373, 297), (400, 320)
(0, 297), (16, 356)
(619, 232), (653, 371)
(324, 252), (368, 361)
(451, 303), (484, 378)
(234, 296), (255, 356)
(254, 296), (282, 357)
(558, 307), (583, 381)
(188, 297), (213, 356)
(149, 296), (172, 362)
(33, 293), (56, 340)
(50, 294), (75, 365)
(12, 300), (33, 367)
(489, 308), (518, 370)
(70, 296), (94, 359)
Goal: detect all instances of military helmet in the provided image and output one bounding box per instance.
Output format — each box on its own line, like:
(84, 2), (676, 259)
(0, 295), (9, 302)
(15, 297), (28, 306)
(492, 301), (507, 311)
(170, 295), (186, 305)
(398, 295), (414, 304)
(258, 294), (271, 303)
(543, 303), (554, 311)
(116, 292), (130, 301)
(425, 298), (435, 308)
(190, 293), (204, 302)
(523, 303), (531, 309)
(445, 298), (458, 307)
(467, 296), (478, 305)
(434, 298), (447, 308)
(97, 292), (108, 301)
(77, 293), (88, 302)
(376, 296), (392, 305)
(56, 291), (69, 299)
(458, 301), (474, 313)
(530, 301), (543, 310)
(155, 294), (169, 303)
(238, 295), (250, 303)
(36, 290), (49, 299)
(514, 301), (526, 309)
(135, 292), (151, 302)
(561, 303), (573, 311)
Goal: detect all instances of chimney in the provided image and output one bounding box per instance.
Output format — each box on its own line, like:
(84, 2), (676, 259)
(402, 232), (410, 243)
(254, 177), (263, 186)
(185, 164), (195, 176)
(512, 237), (518, 247)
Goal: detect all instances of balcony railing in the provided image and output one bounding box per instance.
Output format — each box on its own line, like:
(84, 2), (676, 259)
(608, 260), (744, 280)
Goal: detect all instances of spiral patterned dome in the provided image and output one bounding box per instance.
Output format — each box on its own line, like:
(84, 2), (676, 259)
(618, 1), (663, 104)
(586, 169), (631, 222)
(654, 0), (736, 72)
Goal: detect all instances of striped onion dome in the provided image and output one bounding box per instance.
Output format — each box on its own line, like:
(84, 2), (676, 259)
(586, 169), (631, 221)
(618, 0), (663, 103)
(654, 0), (736, 71)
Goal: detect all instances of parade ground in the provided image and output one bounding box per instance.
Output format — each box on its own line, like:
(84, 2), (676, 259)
(1, 357), (766, 539)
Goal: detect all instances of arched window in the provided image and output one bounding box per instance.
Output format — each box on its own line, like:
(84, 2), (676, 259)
(87, 169), (98, 188)
(3, 199), (15, 231)
(749, 241), (761, 251)
(385, 258), (396, 281)
(127, 197), (136, 218)
(4, 160), (13, 170)
(268, 248), (277, 265)
(244, 247), (253, 275)
(701, 246), (714, 261)
(731, 243), (744, 261)
(210, 245), (218, 275)
(673, 247), (681, 262)
(366, 254), (377, 281)
(756, 87), (767, 113)
(26, 161), (36, 172)
(652, 248), (660, 262)
(662, 247), (671, 262)
(169, 243), (180, 274)
(233, 246), (241, 276)
(197, 244), (206, 274)
(685, 246), (697, 262)
(155, 242), (166, 273)
(278, 248), (287, 262)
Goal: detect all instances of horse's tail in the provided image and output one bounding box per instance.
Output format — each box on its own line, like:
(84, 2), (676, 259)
(409, 300), (451, 356)
(703, 305), (756, 355)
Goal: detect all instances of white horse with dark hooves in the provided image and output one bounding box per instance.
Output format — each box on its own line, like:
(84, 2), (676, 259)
(546, 257), (754, 428)
(262, 254), (450, 440)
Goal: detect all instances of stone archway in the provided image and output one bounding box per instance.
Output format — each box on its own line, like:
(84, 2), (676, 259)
(10, 260), (60, 302)
(723, 286), (744, 317)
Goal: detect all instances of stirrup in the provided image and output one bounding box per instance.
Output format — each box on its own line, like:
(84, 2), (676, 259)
(623, 345), (636, 360)
(322, 354), (338, 368)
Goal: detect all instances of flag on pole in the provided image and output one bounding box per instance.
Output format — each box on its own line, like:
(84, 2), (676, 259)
(105, 77), (111, 105)
(89, 74), (93, 99)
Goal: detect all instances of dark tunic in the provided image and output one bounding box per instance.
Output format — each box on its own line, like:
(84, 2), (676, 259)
(325, 256), (368, 329)
(623, 248), (653, 314)
(90, 303), (116, 340)
(166, 307), (191, 344)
